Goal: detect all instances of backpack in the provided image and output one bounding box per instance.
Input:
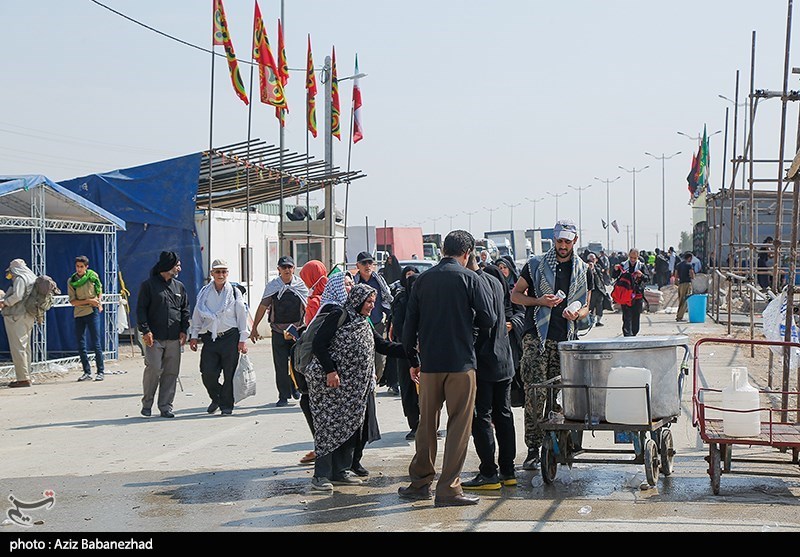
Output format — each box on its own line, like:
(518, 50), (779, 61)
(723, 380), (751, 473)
(611, 272), (634, 307)
(270, 290), (304, 324)
(25, 275), (61, 324)
(291, 309), (349, 379)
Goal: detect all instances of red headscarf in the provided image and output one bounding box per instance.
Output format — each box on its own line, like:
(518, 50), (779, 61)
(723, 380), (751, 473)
(299, 260), (328, 325)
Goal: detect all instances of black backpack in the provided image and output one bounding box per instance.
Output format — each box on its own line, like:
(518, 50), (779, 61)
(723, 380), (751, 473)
(270, 291), (304, 324)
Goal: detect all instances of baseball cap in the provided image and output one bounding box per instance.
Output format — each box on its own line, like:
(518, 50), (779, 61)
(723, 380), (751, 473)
(554, 219), (578, 241)
(5, 258), (26, 272)
(357, 251), (375, 264)
(277, 256), (295, 268)
(210, 259), (228, 270)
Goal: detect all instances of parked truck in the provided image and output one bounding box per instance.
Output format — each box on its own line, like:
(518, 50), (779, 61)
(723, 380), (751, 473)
(376, 226), (425, 261)
(422, 233), (442, 261)
(484, 229), (530, 266)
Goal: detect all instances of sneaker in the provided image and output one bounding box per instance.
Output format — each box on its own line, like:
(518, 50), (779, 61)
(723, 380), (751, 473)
(499, 472), (517, 487)
(291, 389), (301, 400)
(462, 473), (502, 490)
(405, 428), (417, 441)
(331, 472), (363, 486)
(311, 476), (333, 491)
(595, 322), (604, 327)
(276, 399), (289, 408)
(350, 464), (369, 477)
(522, 449), (540, 471)
(77, 373), (92, 382)
(207, 401), (220, 414)
(140, 407), (151, 417)
(94, 373), (104, 381)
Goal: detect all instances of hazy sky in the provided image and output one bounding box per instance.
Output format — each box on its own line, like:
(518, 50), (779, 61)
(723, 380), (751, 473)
(3, 1), (800, 251)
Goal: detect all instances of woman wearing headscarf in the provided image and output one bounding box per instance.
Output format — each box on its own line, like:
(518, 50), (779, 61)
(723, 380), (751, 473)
(299, 260), (328, 327)
(495, 257), (520, 291)
(307, 283), (417, 491)
(388, 265), (421, 439)
(380, 254), (403, 287)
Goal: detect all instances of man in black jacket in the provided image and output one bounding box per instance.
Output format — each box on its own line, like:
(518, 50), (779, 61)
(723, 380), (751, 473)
(398, 230), (496, 508)
(137, 251), (190, 418)
(461, 258), (517, 490)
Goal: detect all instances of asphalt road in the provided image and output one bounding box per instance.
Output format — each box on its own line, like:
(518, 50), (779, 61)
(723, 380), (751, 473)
(2, 308), (799, 539)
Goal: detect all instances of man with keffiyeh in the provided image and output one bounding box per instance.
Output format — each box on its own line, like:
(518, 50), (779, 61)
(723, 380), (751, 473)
(511, 219), (592, 471)
(69, 255), (105, 382)
(189, 259), (250, 416)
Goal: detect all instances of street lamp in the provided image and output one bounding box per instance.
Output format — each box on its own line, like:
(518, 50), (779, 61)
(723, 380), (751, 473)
(594, 176), (620, 252)
(525, 196), (544, 231)
(430, 216), (442, 235)
(484, 206), (498, 231)
(464, 210), (478, 235)
(504, 201), (522, 229)
(644, 151), (681, 250)
(547, 191), (567, 224)
(677, 129), (722, 143)
(568, 184), (591, 244)
(618, 165), (650, 249)
(445, 213), (459, 232)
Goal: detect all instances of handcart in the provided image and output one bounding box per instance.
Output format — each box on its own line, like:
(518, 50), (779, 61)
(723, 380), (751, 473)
(692, 337), (800, 495)
(535, 335), (691, 486)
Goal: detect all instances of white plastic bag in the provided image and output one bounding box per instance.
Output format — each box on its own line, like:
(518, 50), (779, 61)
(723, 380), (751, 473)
(761, 290), (800, 369)
(233, 353), (256, 403)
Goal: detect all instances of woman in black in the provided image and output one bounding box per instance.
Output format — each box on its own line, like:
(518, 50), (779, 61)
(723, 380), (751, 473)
(388, 266), (421, 439)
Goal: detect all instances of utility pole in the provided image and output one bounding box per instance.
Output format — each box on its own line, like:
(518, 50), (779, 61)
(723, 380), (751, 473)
(618, 165), (650, 249)
(547, 191), (567, 224)
(430, 216), (442, 235)
(445, 213), (459, 232)
(594, 176), (620, 252)
(484, 207), (498, 231)
(568, 184), (592, 243)
(464, 210), (478, 235)
(504, 201), (522, 229)
(645, 151), (681, 250)
(525, 197), (544, 231)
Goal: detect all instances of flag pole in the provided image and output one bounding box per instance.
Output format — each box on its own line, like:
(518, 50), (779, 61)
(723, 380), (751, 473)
(343, 55), (357, 263)
(244, 32), (256, 308)
(278, 3), (285, 250)
(305, 82), (311, 260)
(207, 7), (217, 274)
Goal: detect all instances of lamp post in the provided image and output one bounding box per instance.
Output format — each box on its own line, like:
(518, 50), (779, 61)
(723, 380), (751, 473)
(618, 165), (650, 249)
(445, 213), (459, 232)
(547, 191), (567, 223)
(504, 201), (522, 229)
(484, 206), (498, 231)
(430, 216), (442, 235)
(464, 210), (478, 235)
(677, 129), (722, 143)
(594, 176), (620, 252)
(525, 196), (544, 231)
(568, 184), (591, 243)
(644, 151), (681, 250)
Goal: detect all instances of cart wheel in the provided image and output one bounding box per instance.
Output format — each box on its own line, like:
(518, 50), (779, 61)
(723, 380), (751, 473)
(709, 443), (721, 495)
(541, 435), (558, 484)
(644, 439), (659, 486)
(659, 428), (675, 476)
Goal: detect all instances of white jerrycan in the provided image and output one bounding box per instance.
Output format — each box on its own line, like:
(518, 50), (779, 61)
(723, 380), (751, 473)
(605, 366), (652, 425)
(722, 367), (761, 438)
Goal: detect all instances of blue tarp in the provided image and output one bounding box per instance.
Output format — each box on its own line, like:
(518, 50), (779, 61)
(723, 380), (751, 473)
(59, 154), (204, 331)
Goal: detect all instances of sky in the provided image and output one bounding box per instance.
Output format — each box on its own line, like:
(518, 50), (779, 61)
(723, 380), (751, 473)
(3, 1), (800, 253)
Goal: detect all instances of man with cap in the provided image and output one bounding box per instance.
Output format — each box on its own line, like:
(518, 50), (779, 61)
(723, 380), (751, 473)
(250, 255), (308, 407)
(136, 251), (190, 418)
(511, 219), (591, 470)
(354, 251), (393, 385)
(0, 259), (37, 387)
(189, 259), (250, 415)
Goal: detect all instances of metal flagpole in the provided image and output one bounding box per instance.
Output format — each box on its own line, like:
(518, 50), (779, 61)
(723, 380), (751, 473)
(244, 31), (256, 308)
(278, 2), (286, 247)
(207, 10), (216, 271)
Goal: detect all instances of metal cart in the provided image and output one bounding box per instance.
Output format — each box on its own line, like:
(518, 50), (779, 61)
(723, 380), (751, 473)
(692, 337), (800, 495)
(535, 335), (691, 486)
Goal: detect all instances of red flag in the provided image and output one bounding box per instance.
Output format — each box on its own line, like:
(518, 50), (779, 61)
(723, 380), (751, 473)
(251, 1), (286, 109)
(331, 47), (341, 140)
(275, 18), (289, 125)
(306, 35), (318, 138)
(212, 0), (248, 105)
(352, 54), (363, 144)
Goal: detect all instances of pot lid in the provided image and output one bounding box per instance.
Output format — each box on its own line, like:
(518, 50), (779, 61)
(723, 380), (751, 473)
(559, 335), (690, 351)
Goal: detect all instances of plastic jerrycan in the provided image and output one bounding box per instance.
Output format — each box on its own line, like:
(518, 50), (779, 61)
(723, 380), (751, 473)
(722, 367), (761, 437)
(605, 367), (652, 425)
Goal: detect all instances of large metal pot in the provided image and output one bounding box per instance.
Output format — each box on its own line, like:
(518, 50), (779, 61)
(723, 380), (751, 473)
(558, 335), (689, 422)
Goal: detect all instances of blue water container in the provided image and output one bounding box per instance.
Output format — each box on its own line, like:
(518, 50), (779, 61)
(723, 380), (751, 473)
(687, 293), (708, 323)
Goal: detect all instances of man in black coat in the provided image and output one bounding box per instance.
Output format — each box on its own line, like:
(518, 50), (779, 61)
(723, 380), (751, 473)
(399, 230), (496, 508)
(461, 258), (517, 490)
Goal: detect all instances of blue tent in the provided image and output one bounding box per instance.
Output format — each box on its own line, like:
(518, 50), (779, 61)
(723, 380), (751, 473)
(0, 175), (125, 360)
(59, 154), (204, 331)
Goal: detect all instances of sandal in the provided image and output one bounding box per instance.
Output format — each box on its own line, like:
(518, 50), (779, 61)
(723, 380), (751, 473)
(299, 451), (316, 464)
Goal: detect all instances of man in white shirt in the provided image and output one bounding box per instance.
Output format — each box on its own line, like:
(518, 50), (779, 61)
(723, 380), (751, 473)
(189, 259), (250, 415)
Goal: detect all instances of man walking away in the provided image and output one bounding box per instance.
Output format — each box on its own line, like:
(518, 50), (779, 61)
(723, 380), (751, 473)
(674, 252), (695, 322)
(511, 219), (591, 470)
(399, 230), (496, 507)
(250, 255), (308, 407)
(137, 251), (190, 418)
(189, 259), (250, 415)
(69, 255), (105, 382)
(0, 259), (37, 387)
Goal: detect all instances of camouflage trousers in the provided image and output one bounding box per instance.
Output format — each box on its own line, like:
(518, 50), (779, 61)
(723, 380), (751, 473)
(520, 334), (561, 451)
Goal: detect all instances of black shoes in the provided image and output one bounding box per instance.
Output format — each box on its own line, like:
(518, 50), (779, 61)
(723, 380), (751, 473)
(522, 448), (541, 470)
(160, 410), (175, 418)
(207, 401), (220, 414)
(398, 485), (432, 501)
(350, 464), (369, 477)
(499, 472), (518, 486)
(140, 407), (151, 417)
(405, 428), (417, 441)
(276, 399), (289, 408)
(434, 493), (480, 507)
(221, 408), (232, 416)
(462, 473), (501, 490)
(291, 389), (301, 400)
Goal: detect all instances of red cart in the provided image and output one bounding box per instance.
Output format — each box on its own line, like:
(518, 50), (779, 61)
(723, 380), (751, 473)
(692, 337), (800, 495)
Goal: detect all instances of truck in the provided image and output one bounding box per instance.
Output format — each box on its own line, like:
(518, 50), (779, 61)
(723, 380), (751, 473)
(525, 228), (554, 256)
(376, 226), (425, 262)
(422, 233), (442, 261)
(484, 229), (530, 266)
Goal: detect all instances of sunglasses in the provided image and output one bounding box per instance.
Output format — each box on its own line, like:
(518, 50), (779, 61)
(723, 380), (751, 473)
(212, 269), (228, 274)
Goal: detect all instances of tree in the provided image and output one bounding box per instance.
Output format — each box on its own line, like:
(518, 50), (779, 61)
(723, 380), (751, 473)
(679, 231), (692, 254)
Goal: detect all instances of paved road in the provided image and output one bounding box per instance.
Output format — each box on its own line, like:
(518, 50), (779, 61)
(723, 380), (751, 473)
(2, 307), (799, 537)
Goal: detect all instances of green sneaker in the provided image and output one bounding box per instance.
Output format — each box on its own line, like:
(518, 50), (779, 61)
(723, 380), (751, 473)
(462, 473), (501, 490)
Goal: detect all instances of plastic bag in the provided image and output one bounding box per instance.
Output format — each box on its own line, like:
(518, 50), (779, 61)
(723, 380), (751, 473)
(233, 353), (256, 403)
(761, 290), (800, 370)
